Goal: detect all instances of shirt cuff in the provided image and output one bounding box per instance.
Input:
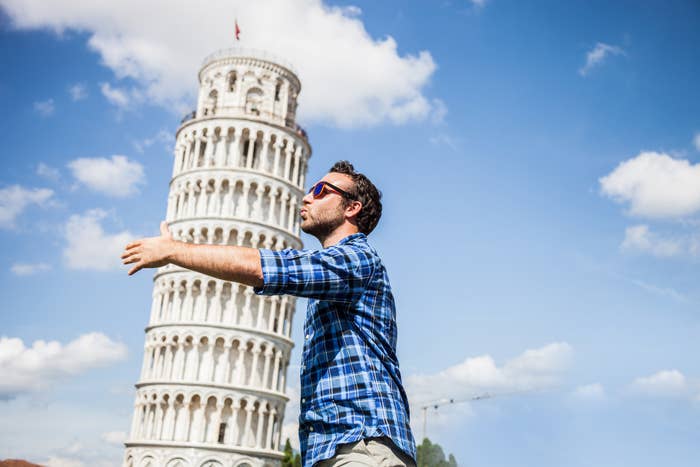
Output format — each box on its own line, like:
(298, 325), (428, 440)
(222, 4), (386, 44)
(254, 249), (289, 295)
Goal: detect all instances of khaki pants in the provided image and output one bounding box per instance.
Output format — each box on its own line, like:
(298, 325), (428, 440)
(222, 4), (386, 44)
(316, 436), (417, 467)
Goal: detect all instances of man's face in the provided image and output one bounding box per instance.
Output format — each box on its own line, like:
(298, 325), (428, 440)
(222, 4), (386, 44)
(300, 172), (355, 239)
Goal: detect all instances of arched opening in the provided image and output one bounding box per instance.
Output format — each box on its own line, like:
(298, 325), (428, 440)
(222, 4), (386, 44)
(245, 87), (263, 116)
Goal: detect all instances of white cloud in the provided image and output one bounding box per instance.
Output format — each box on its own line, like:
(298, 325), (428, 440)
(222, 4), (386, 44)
(100, 82), (134, 109)
(34, 98), (55, 116)
(403, 343), (571, 437)
(63, 209), (135, 271)
(11, 262), (52, 276)
(429, 133), (458, 151)
(69, 83), (88, 101)
(572, 383), (605, 401)
(0, 397), (127, 467)
(67, 155), (145, 197)
(0, 333), (127, 397)
(631, 369), (687, 397)
(0, 0), (438, 127)
(694, 132), (700, 152)
(37, 162), (61, 181)
(406, 342), (572, 415)
(627, 276), (687, 302)
(621, 224), (684, 257)
(0, 184), (54, 229)
(100, 431), (127, 446)
(579, 42), (624, 76)
(133, 129), (173, 154)
(430, 98), (448, 125)
(600, 151), (700, 219)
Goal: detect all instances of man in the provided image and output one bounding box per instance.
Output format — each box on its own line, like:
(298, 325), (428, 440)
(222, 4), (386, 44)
(121, 161), (417, 466)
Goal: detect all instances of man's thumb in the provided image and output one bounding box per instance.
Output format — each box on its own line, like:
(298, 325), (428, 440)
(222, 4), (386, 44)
(160, 221), (170, 236)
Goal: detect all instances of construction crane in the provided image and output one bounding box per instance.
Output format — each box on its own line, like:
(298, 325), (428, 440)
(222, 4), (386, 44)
(419, 392), (494, 442)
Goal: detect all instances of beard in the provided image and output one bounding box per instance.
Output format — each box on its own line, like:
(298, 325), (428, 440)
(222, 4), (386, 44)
(300, 205), (346, 240)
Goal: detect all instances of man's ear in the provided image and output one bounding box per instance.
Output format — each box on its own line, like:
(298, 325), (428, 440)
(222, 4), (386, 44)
(345, 200), (362, 220)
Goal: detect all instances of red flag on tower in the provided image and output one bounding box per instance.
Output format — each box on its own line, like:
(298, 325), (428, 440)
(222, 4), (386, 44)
(235, 20), (241, 41)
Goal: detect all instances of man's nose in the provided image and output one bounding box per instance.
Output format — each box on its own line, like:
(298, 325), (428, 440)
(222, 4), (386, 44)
(302, 192), (313, 204)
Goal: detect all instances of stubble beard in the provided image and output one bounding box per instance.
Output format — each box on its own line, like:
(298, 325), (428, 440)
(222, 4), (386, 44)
(300, 206), (345, 243)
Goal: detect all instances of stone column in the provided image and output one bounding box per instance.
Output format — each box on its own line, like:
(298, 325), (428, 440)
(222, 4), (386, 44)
(291, 147), (301, 186)
(205, 132), (216, 167)
(255, 294), (266, 329)
(265, 408), (277, 449)
(283, 143), (293, 181)
(153, 400), (165, 439)
(207, 402), (224, 443)
(273, 140), (282, 177)
(163, 398), (176, 441)
(278, 359), (287, 392)
(181, 281), (194, 321)
(210, 282), (223, 323)
(252, 185), (264, 220)
(242, 288), (253, 327)
(208, 179), (220, 216)
(195, 182), (207, 217)
(271, 352), (281, 392)
(163, 342), (174, 380)
(234, 342), (246, 385)
(225, 400), (240, 444)
(140, 344), (151, 379)
(260, 133), (271, 173)
(215, 130), (228, 166)
(193, 135), (202, 168)
(267, 189), (279, 224)
(231, 129), (242, 167)
(246, 132), (256, 169)
(130, 402), (143, 440)
(249, 345), (262, 386)
(255, 405), (267, 448)
(221, 342), (233, 384)
(193, 401), (207, 443)
(261, 348), (273, 389)
(287, 196), (297, 231)
(242, 404), (254, 447)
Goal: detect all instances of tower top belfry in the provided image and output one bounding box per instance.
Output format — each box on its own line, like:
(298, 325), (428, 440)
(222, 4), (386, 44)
(193, 48), (304, 136)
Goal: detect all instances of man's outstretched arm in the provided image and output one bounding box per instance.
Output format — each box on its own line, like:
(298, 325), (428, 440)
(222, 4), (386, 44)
(120, 221), (263, 287)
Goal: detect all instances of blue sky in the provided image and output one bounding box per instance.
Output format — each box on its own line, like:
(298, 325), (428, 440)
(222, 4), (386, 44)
(1, 1), (699, 466)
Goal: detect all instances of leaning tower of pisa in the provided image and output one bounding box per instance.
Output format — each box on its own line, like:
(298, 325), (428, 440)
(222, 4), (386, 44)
(123, 48), (310, 467)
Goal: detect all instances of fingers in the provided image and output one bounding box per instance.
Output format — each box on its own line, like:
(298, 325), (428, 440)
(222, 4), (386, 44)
(121, 248), (139, 260)
(124, 240), (141, 250)
(128, 263), (142, 275)
(122, 255), (139, 265)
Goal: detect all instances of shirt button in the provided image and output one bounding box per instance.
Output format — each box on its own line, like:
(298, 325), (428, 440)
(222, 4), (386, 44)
(301, 398), (306, 403)
(309, 427), (314, 432)
(305, 334), (310, 339)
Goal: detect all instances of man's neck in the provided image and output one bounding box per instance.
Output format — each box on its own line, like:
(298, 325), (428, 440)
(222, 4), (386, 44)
(319, 225), (360, 248)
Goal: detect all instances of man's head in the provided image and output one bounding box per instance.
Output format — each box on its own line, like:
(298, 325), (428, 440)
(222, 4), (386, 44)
(300, 161), (382, 242)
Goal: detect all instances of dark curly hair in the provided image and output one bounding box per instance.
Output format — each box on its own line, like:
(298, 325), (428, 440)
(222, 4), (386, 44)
(329, 160), (382, 235)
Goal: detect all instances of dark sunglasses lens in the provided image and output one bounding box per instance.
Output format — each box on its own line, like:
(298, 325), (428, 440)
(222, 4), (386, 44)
(313, 183), (324, 197)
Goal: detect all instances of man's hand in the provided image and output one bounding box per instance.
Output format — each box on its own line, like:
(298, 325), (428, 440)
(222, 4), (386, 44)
(121, 221), (176, 275)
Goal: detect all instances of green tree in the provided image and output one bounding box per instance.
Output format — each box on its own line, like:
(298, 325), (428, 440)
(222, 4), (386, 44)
(416, 438), (458, 467)
(281, 438), (302, 467)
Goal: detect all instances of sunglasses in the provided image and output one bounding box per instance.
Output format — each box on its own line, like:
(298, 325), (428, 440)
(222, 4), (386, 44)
(308, 181), (357, 200)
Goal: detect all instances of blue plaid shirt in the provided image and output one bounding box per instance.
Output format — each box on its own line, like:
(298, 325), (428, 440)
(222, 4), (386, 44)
(255, 233), (416, 466)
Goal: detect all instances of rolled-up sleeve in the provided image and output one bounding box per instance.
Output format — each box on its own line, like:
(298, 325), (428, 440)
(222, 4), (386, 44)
(253, 245), (375, 303)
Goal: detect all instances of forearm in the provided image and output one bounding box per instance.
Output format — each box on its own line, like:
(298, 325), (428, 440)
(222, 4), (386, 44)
(169, 240), (263, 287)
